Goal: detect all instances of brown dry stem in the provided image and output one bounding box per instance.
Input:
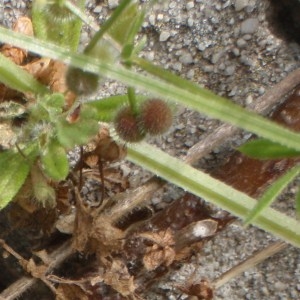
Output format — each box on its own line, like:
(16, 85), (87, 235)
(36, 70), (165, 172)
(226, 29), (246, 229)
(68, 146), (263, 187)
(0, 240), (73, 299)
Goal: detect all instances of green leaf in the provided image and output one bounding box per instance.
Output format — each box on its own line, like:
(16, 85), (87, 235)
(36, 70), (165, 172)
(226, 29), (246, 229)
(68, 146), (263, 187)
(56, 104), (99, 148)
(88, 39), (119, 64)
(84, 0), (132, 53)
(0, 146), (38, 208)
(86, 94), (147, 122)
(44, 93), (65, 110)
(243, 164), (300, 226)
(0, 53), (48, 95)
(32, 0), (85, 51)
(31, 165), (56, 207)
(238, 138), (300, 159)
(108, 2), (140, 46)
(126, 142), (300, 248)
(41, 138), (69, 181)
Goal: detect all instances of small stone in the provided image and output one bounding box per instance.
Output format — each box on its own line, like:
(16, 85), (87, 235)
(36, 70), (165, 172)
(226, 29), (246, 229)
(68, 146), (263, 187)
(240, 55), (254, 66)
(186, 1), (194, 10)
(169, 1), (176, 9)
(258, 86), (265, 95)
(232, 48), (240, 56)
(234, 0), (248, 11)
(237, 38), (247, 48)
(245, 95), (253, 105)
(159, 31), (171, 42)
(148, 14), (156, 25)
(93, 5), (102, 13)
(179, 53), (193, 65)
(224, 65), (235, 76)
(274, 282), (287, 292)
(202, 65), (214, 73)
(186, 69), (195, 79)
(173, 62), (182, 71)
(243, 34), (252, 41)
(240, 18), (259, 34)
(157, 13), (164, 21)
(187, 17), (194, 27)
(108, 0), (118, 9)
(145, 51), (155, 61)
(211, 51), (224, 64)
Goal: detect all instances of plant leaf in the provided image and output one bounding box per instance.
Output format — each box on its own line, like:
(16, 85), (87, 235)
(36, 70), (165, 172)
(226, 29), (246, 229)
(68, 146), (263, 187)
(41, 138), (69, 181)
(31, 165), (56, 207)
(0, 53), (48, 95)
(0, 146), (38, 208)
(56, 104), (99, 148)
(84, 0), (132, 53)
(108, 2), (140, 46)
(238, 138), (300, 159)
(86, 94), (147, 122)
(243, 164), (300, 226)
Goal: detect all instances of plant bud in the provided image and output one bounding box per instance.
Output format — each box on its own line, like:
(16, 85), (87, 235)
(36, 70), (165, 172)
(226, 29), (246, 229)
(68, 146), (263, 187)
(114, 106), (145, 142)
(140, 99), (172, 135)
(66, 66), (99, 95)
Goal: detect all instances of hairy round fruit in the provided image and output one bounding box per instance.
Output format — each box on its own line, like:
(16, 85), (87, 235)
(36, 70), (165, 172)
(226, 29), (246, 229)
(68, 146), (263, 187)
(140, 99), (172, 135)
(45, 4), (76, 24)
(66, 66), (99, 95)
(114, 106), (145, 142)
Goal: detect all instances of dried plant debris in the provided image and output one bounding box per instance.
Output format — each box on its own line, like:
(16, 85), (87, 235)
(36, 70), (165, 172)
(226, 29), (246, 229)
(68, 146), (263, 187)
(0, 17), (75, 108)
(176, 278), (213, 300)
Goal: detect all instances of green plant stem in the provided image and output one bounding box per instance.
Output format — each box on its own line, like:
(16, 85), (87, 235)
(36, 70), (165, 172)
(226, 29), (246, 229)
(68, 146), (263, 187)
(127, 86), (138, 114)
(1, 28), (300, 151)
(127, 142), (300, 248)
(84, 0), (132, 53)
(244, 164), (300, 226)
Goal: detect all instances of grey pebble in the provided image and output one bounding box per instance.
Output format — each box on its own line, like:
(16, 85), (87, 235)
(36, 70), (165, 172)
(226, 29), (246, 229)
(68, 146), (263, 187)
(258, 86), (265, 95)
(108, 0), (119, 9)
(274, 282), (287, 292)
(237, 38), (247, 48)
(240, 55), (254, 66)
(232, 48), (240, 56)
(93, 5), (102, 13)
(179, 53), (193, 65)
(159, 30), (171, 42)
(186, 1), (194, 10)
(211, 51), (224, 64)
(224, 65), (235, 76)
(148, 14), (156, 25)
(240, 18), (259, 34)
(187, 17), (194, 27)
(234, 0), (248, 11)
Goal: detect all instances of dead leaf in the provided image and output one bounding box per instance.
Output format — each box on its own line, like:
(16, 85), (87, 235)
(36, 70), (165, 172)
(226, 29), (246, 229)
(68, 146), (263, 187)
(23, 258), (48, 279)
(103, 259), (136, 297)
(139, 229), (176, 270)
(83, 126), (126, 164)
(1, 17), (33, 65)
(177, 278), (213, 300)
(56, 284), (89, 300)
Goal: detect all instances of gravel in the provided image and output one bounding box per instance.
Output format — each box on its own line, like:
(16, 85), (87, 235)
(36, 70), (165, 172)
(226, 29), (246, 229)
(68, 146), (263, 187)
(2, 0), (300, 299)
